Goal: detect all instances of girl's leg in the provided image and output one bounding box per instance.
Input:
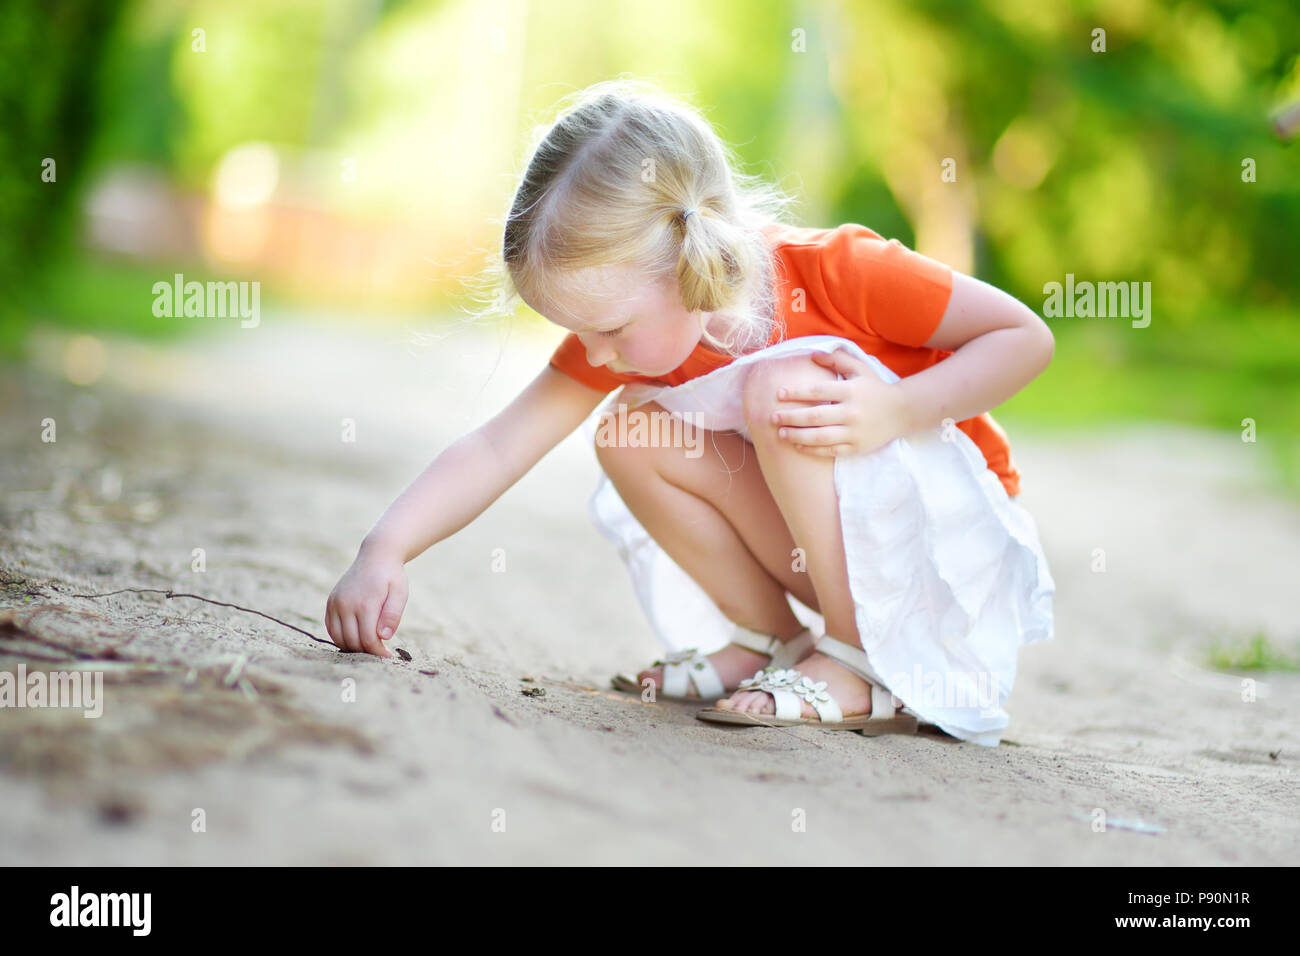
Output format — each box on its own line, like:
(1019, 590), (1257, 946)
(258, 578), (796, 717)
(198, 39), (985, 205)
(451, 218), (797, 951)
(594, 402), (820, 692)
(720, 354), (895, 718)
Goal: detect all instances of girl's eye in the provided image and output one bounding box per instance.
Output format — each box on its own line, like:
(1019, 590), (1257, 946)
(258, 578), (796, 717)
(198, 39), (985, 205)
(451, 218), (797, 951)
(599, 326), (624, 338)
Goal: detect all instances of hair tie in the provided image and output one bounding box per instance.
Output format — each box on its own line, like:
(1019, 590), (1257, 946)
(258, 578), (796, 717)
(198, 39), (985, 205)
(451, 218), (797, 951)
(681, 208), (697, 222)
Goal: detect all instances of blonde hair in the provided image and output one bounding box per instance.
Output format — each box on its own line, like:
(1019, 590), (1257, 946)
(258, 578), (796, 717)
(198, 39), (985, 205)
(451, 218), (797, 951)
(468, 78), (800, 357)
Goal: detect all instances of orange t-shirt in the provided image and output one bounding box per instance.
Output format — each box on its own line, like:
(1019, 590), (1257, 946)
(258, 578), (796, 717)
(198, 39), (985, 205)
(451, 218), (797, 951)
(548, 221), (1021, 496)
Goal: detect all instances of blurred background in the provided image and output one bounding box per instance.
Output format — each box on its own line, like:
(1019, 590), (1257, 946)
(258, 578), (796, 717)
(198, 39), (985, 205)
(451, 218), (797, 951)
(3, 1), (1299, 864)
(2, 0), (1298, 487)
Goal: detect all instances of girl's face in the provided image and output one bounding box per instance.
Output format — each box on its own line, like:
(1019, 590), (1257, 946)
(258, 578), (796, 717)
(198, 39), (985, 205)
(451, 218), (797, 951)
(530, 265), (704, 378)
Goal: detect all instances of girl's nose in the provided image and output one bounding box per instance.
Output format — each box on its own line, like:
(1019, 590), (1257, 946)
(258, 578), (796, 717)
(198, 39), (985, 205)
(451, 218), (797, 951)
(584, 340), (616, 367)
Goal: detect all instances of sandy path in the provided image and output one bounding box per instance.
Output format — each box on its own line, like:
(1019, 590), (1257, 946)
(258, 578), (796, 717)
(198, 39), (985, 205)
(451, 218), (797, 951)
(1, 316), (1296, 865)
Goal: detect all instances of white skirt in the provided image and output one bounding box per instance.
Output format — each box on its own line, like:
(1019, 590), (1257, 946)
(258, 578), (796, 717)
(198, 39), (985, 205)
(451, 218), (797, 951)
(578, 335), (1056, 747)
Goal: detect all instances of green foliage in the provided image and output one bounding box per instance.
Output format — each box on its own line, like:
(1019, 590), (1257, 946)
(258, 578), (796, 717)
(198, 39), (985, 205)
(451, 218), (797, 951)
(167, 0), (346, 187)
(997, 303), (1300, 497)
(0, 0), (127, 356)
(7, 0), (1298, 454)
(24, 247), (299, 344)
(1206, 631), (1300, 672)
(829, 0), (1300, 310)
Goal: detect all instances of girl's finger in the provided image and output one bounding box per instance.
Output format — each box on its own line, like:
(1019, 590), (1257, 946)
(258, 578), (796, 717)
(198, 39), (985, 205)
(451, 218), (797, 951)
(357, 604), (391, 657)
(340, 611), (360, 653)
(776, 378), (850, 404)
(377, 577), (408, 640)
(775, 404), (847, 429)
(793, 443), (828, 456)
(809, 348), (863, 376)
(796, 442), (849, 457)
(781, 425), (851, 446)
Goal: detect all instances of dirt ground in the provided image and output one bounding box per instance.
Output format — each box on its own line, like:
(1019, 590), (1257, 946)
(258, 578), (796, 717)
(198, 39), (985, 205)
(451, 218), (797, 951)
(1, 316), (1297, 865)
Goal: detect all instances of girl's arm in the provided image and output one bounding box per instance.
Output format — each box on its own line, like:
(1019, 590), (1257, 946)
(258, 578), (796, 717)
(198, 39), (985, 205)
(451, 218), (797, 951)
(773, 272), (1053, 457)
(893, 272), (1054, 434)
(361, 364), (609, 563)
(326, 365), (607, 656)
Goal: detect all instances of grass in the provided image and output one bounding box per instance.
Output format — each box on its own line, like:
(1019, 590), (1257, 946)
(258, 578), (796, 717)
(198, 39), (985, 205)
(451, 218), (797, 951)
(2, 248), (449, 362)
(1205, 631), (1300, 672)
(995, 306), (1300, 499)
(13, 251), (302, 346)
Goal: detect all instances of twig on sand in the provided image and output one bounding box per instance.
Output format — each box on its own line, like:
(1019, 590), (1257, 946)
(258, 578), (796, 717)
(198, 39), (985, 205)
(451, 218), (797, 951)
(61, 586), (336, 648)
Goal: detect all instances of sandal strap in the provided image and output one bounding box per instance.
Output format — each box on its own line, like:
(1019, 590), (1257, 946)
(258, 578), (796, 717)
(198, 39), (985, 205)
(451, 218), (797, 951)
(730, 625), (815, 668)
(771, 627), (815, 668)
(658, 648), (725, 699)
(814, 633), (886, 685)
(736, 667), (845, 723)
(868, 683), (897, 721)
(814, 634), (900, 721)
(790, 675), (843, 722)
(768, 687), (804, 721)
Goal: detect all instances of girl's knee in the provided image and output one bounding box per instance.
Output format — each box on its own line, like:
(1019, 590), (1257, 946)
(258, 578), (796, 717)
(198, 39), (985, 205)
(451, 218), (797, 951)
(592, 401), (683, 470)
(594, 400), (739, 476)
(741, 353), (838, 428)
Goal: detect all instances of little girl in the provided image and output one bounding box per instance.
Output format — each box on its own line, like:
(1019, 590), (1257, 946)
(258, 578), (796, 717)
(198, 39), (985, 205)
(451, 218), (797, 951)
(325, 80), (1056, 747)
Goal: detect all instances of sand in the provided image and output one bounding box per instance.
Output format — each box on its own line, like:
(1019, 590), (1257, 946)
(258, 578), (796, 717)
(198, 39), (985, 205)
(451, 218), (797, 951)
(1, 316), (1296, 864)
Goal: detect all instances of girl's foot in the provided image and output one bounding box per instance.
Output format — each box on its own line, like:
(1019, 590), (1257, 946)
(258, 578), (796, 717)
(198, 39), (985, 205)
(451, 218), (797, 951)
(714, 651), (903, 719)
(637, 642), (798, 699)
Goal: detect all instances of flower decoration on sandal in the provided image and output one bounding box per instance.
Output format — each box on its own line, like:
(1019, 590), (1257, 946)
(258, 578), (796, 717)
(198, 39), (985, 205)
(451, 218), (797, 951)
(653, 648), (705, 670)
(791, 676), (833, 706)
(736, 666), (801, 692)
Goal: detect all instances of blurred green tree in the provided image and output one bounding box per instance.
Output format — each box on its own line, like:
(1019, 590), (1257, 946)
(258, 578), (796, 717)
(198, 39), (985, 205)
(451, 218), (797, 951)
(0, 0), (127, 357)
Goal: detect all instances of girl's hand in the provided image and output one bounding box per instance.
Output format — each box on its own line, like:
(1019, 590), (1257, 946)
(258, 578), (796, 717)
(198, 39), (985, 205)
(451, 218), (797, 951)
(324, 546), (408, 657)
(769, 348), (910, 458)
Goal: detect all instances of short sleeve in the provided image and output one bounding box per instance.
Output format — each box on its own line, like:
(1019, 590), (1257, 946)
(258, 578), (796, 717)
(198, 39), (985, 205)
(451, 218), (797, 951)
(819, 225), (954, 348)
(548, 333), (626, 394)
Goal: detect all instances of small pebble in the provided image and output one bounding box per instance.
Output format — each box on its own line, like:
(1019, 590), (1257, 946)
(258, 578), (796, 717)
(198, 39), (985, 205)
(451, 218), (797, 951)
(98, 798), (138, 826)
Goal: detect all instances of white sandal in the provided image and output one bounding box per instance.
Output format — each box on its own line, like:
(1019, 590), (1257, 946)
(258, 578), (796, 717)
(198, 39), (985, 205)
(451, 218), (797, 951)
(696, 633), (919, 735)
(610, 625), (816, 700)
